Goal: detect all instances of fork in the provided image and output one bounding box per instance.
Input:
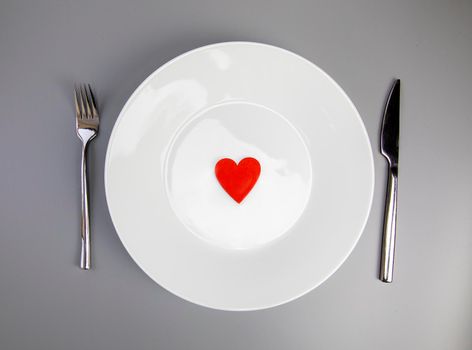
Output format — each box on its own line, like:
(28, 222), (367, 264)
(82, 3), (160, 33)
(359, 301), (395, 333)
(74, 84), (99, 270)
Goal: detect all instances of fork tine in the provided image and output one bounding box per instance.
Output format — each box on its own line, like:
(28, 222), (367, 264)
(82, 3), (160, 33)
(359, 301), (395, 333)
(76, 85), (85, 119)
(81, 85), (91, 119)
(87, 84), (98, 117)
(74, 86), (80, 119)
(79, 85), (87, 119)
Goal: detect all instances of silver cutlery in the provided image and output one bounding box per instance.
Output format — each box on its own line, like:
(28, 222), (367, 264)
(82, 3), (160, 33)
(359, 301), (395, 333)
(379, 79), (400, 283)
(74, 85), (99, 270)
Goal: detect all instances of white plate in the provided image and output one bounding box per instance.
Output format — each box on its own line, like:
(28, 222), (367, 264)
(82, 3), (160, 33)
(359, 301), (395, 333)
(105, 42), (374, 311)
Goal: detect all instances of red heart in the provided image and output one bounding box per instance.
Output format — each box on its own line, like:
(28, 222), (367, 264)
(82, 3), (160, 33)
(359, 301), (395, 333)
(215, 157), (261, 204)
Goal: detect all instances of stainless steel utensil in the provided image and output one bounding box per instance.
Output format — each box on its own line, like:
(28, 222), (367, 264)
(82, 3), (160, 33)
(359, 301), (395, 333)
(74, 84), (99, 270)
(379, 79), (400, 283)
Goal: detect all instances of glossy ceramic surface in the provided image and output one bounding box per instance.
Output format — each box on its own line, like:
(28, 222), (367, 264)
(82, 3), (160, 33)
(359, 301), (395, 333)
(105, 42), (374, 310)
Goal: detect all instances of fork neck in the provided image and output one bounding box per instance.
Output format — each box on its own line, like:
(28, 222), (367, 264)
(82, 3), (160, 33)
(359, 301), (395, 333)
(77, 128), (96, 144)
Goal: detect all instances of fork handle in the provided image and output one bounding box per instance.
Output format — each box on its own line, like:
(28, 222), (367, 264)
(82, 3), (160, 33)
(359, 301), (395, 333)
(80, 143), (91, 270)
(380, 166), (398, 282)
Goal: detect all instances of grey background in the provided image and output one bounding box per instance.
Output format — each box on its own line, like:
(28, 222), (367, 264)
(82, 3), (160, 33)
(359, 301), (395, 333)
(1, 0), (471, 349)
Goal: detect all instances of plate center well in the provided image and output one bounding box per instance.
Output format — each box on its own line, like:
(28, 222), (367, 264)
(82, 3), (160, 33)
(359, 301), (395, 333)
(165, 101), (312, 250)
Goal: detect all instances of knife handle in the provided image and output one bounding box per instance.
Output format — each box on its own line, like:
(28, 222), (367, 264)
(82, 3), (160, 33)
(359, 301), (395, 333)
(380, 166), (398, 283)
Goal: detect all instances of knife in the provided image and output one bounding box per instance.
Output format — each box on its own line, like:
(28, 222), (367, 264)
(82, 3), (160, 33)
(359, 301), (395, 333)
(379, 79), (400, 283)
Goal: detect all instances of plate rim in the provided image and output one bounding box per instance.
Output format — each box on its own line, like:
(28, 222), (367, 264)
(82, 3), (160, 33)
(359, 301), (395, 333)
(104, 41), (375, 311)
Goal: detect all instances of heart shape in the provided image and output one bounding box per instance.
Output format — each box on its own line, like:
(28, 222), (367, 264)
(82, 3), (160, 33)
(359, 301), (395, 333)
(215, 157), (261, 203)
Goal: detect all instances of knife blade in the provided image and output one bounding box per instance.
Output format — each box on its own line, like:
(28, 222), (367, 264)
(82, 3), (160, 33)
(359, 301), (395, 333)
(379, 79), (400, 283)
